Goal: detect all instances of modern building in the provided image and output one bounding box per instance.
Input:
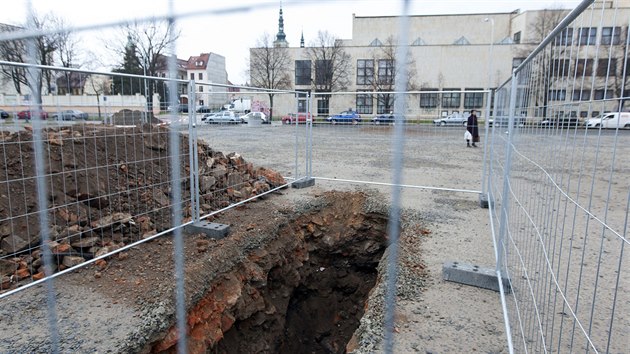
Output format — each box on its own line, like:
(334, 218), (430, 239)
(249, 0), (630, 120)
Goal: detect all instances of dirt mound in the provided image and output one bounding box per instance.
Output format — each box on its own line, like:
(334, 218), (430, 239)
(110, 109), (162, 125)
(0, 124), (286, 291)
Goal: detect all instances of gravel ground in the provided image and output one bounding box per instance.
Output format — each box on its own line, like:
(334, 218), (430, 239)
(0, 121), (506, 353)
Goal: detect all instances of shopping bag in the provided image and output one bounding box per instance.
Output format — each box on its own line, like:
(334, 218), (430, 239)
(464, 130), (472, 140)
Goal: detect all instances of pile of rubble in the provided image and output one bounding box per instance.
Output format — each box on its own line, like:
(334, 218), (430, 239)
(0, 124), (286, 292)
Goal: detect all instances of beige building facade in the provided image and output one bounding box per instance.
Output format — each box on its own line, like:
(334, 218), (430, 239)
(250, 0), (630, 121)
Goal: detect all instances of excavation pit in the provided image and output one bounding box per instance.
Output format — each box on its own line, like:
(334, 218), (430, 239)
(149, 190), (390, 353)
(0, 190), (402, 353)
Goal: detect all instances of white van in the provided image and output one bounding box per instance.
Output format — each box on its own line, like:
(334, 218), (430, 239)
(585, 112), (630, 129)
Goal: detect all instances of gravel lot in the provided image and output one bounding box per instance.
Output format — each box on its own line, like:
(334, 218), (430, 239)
(11, 120), (626, 352)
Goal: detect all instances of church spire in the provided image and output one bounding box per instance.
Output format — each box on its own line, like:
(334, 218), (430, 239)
(300, 30), (304, 48)
(274, 1), (288, 47)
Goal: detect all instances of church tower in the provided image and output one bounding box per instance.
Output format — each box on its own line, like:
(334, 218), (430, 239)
(273, 2), (289, 48)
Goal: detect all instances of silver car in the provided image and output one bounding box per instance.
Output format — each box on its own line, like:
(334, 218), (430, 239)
(52, 109), (89, 121)
(203, 111), (242, 124)
(433, 113), (468, 126)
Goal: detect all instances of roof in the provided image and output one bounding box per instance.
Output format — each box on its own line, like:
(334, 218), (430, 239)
(186, 53), (211, 70)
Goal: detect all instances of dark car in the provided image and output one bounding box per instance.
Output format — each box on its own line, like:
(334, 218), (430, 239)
(168, 104), (188, 113)
(371, 113), (399, 125)
(52, 109), (88, 121)
(17, 109), (49, 120)
(326, 110), (361, 124)
(196, 106), (213, 114)
(0, 110), (8, 119)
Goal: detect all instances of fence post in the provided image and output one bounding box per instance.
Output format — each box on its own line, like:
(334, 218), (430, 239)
(497, 71), (518, 281)
(188, 81), (200, 222)
(480, 88), (493, 208)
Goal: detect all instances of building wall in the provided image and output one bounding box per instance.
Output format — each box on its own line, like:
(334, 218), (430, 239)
(251, 3), (630, 120)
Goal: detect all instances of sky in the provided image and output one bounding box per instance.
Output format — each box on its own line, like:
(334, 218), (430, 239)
(0, 0), (584, 84)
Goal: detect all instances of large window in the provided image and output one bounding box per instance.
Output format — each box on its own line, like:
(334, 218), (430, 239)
(575, 59), (593, 76)
(554, 28), (573, 46)
(420, 89), (439, 108)
(596, 58), (617, 76)
(295, 60), (311, 85)
(548, 89), (566, 101)
(578, 27), (597, 45)
(601, 27), (621, 45)
(357, 59), (374, 85)
(315, 60), (332, 85)
(552, 59), (571, 77)
(377, 93), (394, 114)
(356, 91), (373, 114)
(297, 90), (310, 113)
(442, 89), (461, 108)
(464, 89), (484, 109)
(572, 89), (590, 101)
(378, 59), (394, 85)
(594, 89), (614, 100)
(317, 99), (329, 115)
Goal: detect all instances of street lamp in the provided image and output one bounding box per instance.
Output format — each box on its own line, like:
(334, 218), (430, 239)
(483, 18), (495, 91)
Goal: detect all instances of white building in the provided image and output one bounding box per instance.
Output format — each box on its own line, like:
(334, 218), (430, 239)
(183, 53), (229, 110)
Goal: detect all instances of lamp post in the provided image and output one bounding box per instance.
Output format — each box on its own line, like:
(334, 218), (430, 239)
(480, 17), (494, 206)
(483, 18), (495, 91)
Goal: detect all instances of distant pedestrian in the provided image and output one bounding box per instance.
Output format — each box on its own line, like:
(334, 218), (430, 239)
(466, 110), (479, 148)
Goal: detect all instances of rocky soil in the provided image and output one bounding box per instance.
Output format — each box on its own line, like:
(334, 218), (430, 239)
(0, 122), (285, 292)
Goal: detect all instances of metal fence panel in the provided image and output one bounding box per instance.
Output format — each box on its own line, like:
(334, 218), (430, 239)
(487, 1), (630, 352)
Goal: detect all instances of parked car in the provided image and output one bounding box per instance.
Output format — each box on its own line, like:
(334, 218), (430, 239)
(282, 112), (312, 124)
(241, 111), (267, 124)
(203, 111), (242, 124)
(168, 104), (188, 113)
(52, 109), (88, 121)
(538, 117), (580, 128)
(17, 109), (48, 120)
(0, 109), (8, 119)
(489, 116), (526, 127)
(585, 112), (630, 129)
(371, 113), (399, 125)
(433, 113), (468, 126)
(196, 106), (213, 114)
(326, 110), (361, 124)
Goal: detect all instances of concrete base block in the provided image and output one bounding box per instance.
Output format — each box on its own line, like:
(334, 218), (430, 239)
(443, 260), (510, 293)
(292, 178), (315, 189)
(479, 193), (490, 209)
(185, 221), (230, 239)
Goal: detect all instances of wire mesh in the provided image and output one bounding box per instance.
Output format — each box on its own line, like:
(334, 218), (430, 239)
(487, 1), (630, 352)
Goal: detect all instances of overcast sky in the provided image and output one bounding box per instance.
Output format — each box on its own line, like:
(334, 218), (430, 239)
(0, 0), (584, 84)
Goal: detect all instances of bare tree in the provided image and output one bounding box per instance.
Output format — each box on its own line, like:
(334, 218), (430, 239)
(307, 31), (351, 113)
(366, 36), (417, 114)
(107, 19), (180, 112)
(0, 23), (27, 95)
(0, 13), (66, 103)
(518, 8), (569, 118)
(249, 33), (292, 121)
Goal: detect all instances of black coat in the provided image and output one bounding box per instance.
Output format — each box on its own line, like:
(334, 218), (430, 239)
(467, 114), (479, 140)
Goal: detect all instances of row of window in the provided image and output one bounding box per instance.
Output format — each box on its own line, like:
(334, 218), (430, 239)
(189, 72), (204, 81)
(511, 57), (628, 80)
(553, 26), (625, 46)
(295, 59), (395, 86)
(548, 88), (621, 101)
(351, 90), (486, 114)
